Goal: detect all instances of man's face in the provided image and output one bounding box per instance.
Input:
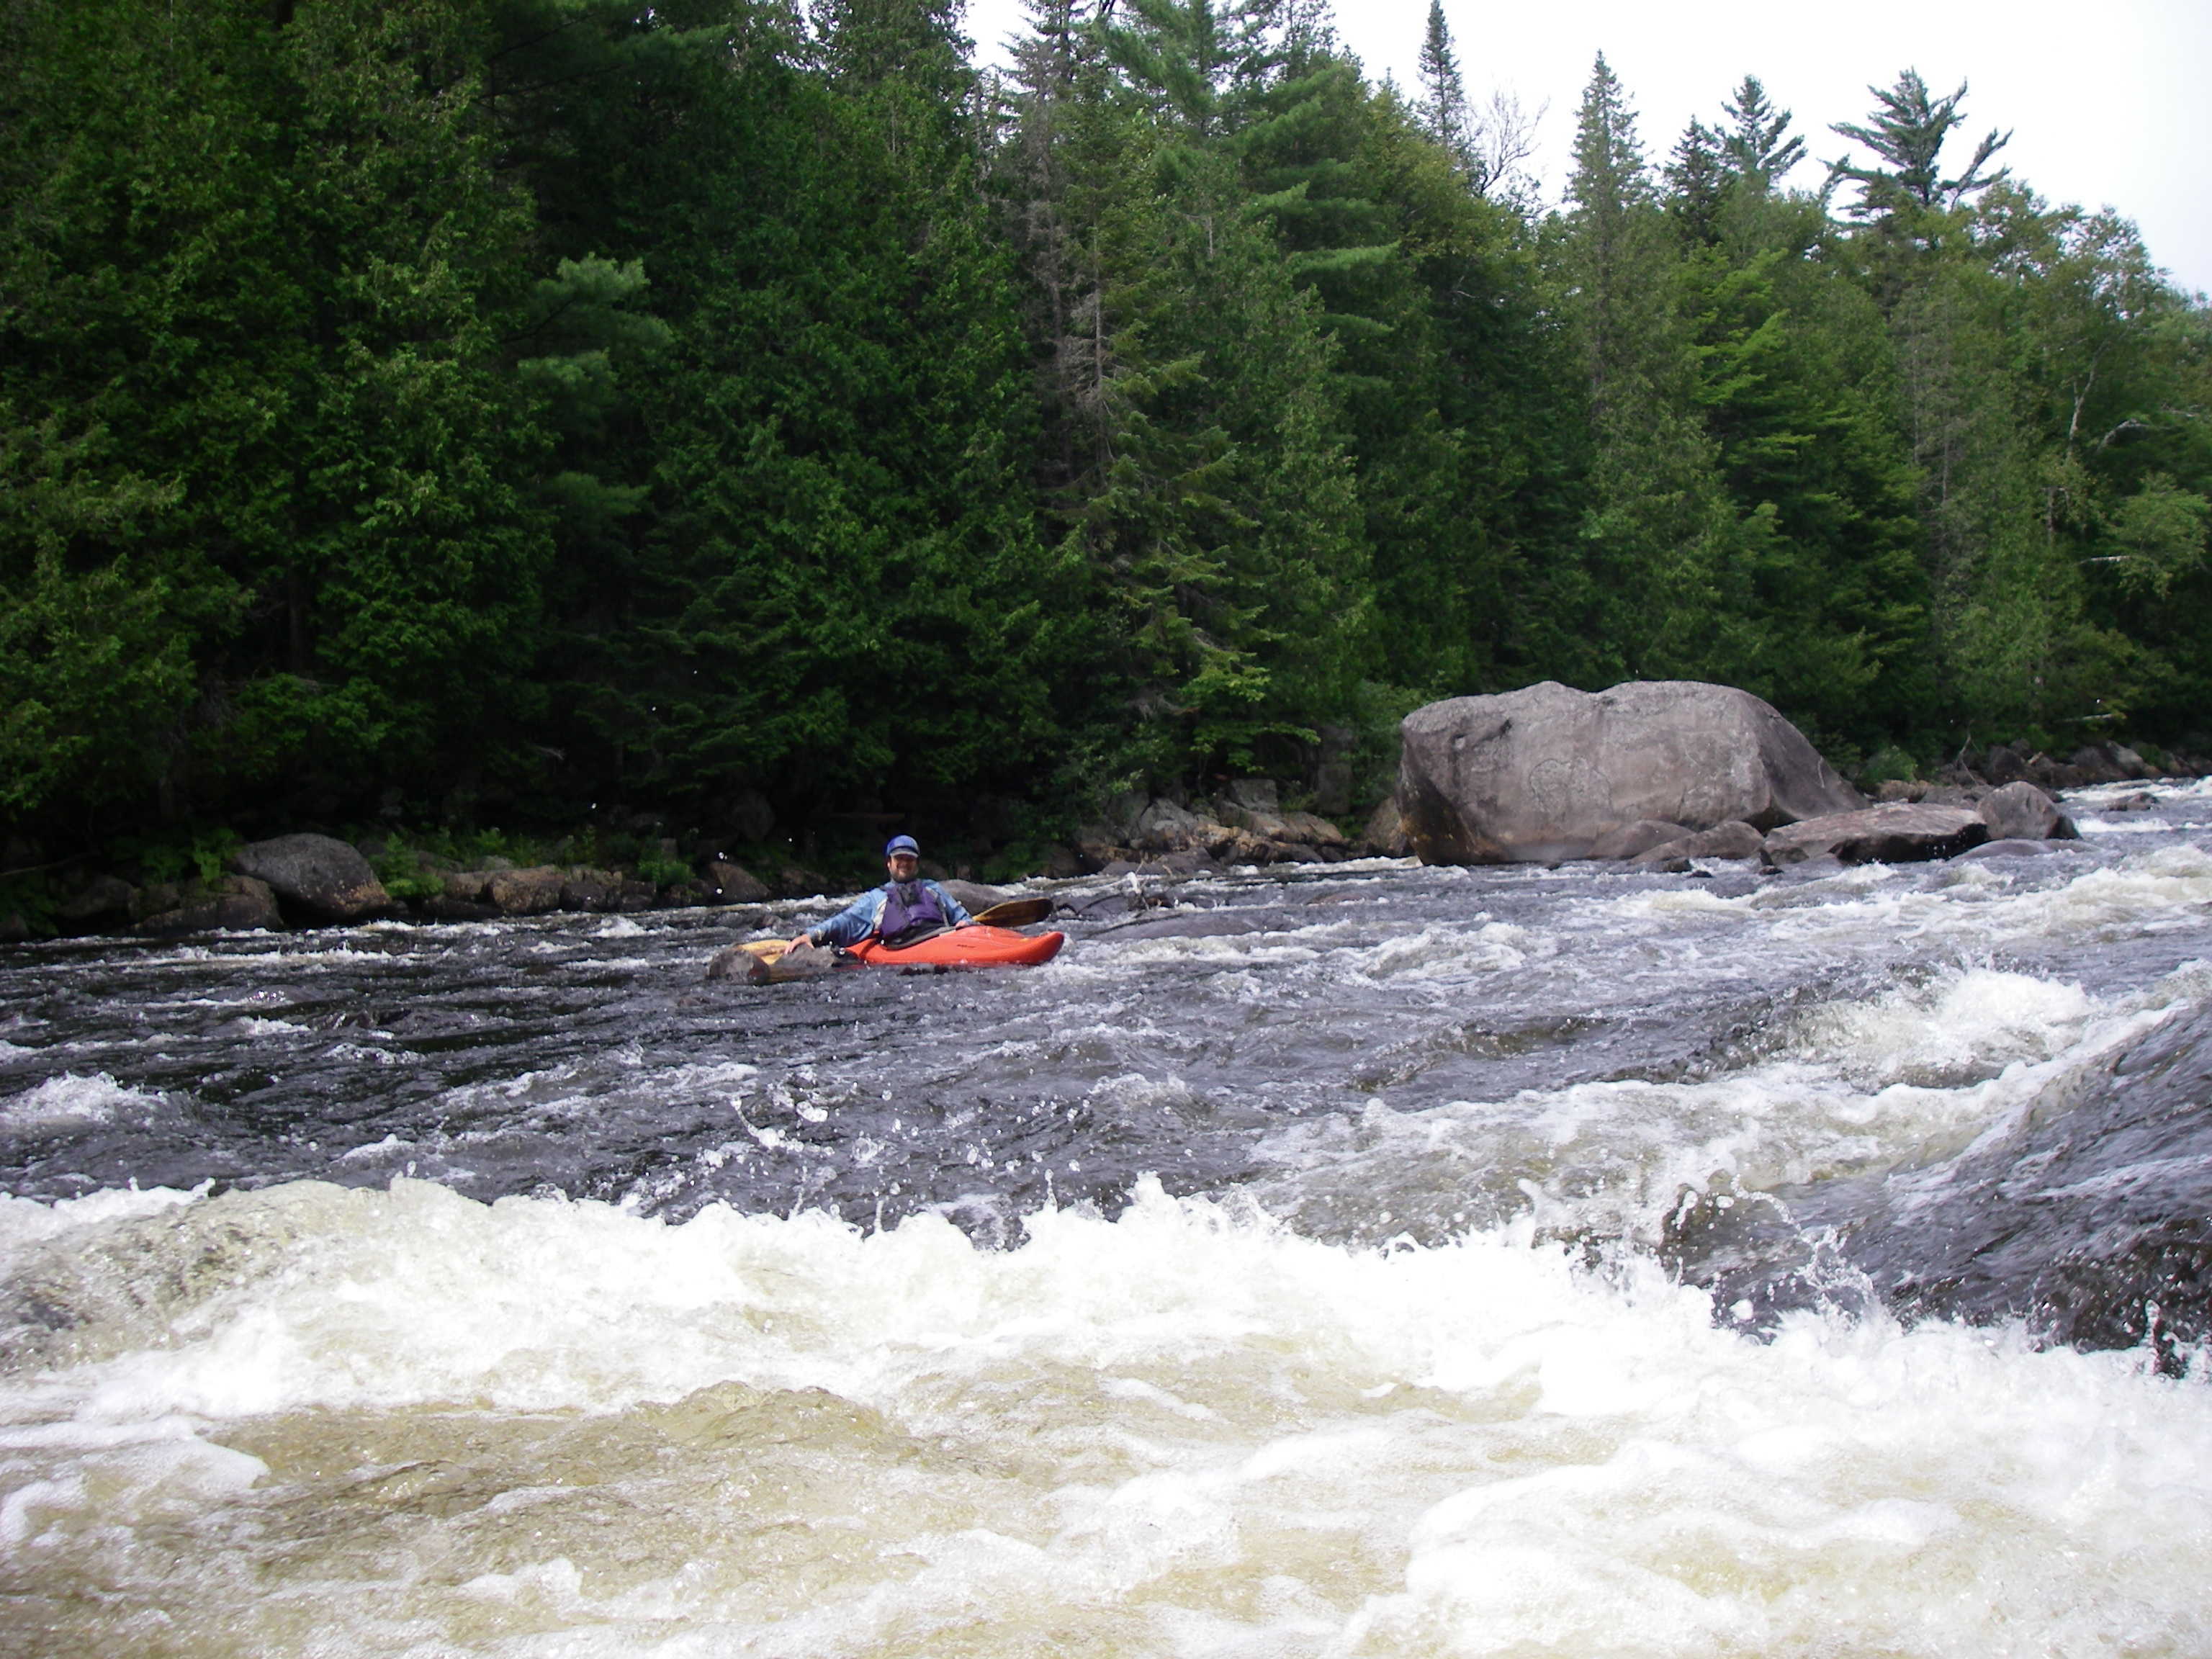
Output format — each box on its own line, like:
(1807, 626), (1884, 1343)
(887, 852), (920, 880)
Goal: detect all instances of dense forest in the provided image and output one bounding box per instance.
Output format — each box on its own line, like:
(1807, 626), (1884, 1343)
(4, 0), (2208, 875)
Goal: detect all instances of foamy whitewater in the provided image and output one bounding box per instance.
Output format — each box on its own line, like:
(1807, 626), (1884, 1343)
(4, 781), (2211, 1655)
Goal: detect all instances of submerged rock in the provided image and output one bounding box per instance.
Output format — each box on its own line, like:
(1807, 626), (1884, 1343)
(1398, 680), (1863, 865)
(1099, 910), (1272, 942)
(1668, 999), (2212, 1367)
(1818, 1003), (2212, 1363)
(1761, 804), (1990, 867)
(1955, 837), (2084, 862)
(704, 943), (760, 981)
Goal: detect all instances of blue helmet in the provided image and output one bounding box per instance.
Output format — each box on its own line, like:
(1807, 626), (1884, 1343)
(884, 834), (920, 857)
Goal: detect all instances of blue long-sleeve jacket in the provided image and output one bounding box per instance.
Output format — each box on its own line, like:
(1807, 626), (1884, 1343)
(808, 879), (971, 948)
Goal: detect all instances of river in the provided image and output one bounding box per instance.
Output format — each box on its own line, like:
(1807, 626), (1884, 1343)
(4, 778), (2211, 1655)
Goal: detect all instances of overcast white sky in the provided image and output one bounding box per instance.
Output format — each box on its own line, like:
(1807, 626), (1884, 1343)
(961, 0), (2212, 297)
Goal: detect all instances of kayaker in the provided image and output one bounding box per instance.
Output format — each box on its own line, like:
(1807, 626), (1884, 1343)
(788, 835), (973, 951)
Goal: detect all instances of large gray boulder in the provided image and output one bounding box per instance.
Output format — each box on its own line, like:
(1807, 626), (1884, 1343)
(1397, 681), (1864, 865)
(229, 834), (390, 922)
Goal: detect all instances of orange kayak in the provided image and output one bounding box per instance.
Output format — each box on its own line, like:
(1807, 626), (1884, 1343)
(739, 925), (1065, 981)
(844, 925), (1065, 968)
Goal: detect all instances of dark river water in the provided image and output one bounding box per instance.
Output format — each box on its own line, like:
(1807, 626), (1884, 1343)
(4, 778), (2211, 1656)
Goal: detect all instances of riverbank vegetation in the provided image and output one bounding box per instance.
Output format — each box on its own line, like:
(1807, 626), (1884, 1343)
(5, 0), (2208, 884)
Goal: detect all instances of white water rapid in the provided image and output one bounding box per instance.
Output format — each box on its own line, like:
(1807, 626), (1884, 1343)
(4, 780), (2211, 1655)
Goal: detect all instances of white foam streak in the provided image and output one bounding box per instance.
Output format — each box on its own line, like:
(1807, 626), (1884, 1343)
(0, 1071), (168, 1133)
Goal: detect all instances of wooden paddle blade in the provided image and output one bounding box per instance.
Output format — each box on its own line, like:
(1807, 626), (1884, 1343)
(970, 896), (1054, 927)
(746, 940), (838, 984)
(703, 938), (793, 981)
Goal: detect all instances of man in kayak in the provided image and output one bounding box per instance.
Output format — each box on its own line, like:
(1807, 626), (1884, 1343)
(788, 834), (973, 951)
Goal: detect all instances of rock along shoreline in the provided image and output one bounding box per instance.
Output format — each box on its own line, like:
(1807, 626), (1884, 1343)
(7, 682), (2200, 944)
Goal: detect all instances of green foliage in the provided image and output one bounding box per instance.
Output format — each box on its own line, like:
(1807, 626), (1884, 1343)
(0, 871), (60, 938)
(108, 827), (240, 888)
(5, 9), (2209, 856)
(1860, 745), (1920, 786)
(634, 850), (693, 889)
(369, 858), (445, 906)
(405, 825), (549, 870)
(0, 0), (552, 828)
(1830, 70), (2011, 218)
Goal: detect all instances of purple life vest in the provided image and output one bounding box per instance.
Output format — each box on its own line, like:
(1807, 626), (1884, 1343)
(878, 879), (948, 945)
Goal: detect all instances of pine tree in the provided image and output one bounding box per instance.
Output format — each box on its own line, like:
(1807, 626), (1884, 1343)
(1665, 119), (1728, 244)
(1243, 50), (1481, 698)
(1720, 76), (1807, 189)
(0, 0), (552, 826)
(1048, 0), (1372, 778)
(1678, 203), (1929, 747)
(1555, 54), (1737, 683)
(503, 0), (1071, 831)
(1831, 70), (2010, 219)
(1413, 0), (1470, 168)
(1565, 54), (1657, 413)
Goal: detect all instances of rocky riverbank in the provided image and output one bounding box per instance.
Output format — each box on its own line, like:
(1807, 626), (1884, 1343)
(4, 713), (2200, 943)
(1, 778), (1392, 944)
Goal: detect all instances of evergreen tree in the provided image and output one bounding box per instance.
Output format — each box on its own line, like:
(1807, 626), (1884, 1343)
(1413, 0), (1470, 168)
(1563, 55), (1659, 413)
(1246, 56), (1548, 701)
(1048, 0), (1371, 778)
(1720, 76), (1807, 188)
(1827, 76), (2116, 745)
(1557, 55), (1786, 691)
(1665, 119), (1728, 245)
(1831, 70), (2010, 220)
(0, 0), (551, 827)
(1681, 192), (1929, 747)
(588, 0), (1067, 825)
(992, 0), (1113, 503)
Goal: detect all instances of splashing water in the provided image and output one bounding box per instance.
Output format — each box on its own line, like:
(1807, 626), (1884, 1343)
(4, 784), (2212, 1654)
